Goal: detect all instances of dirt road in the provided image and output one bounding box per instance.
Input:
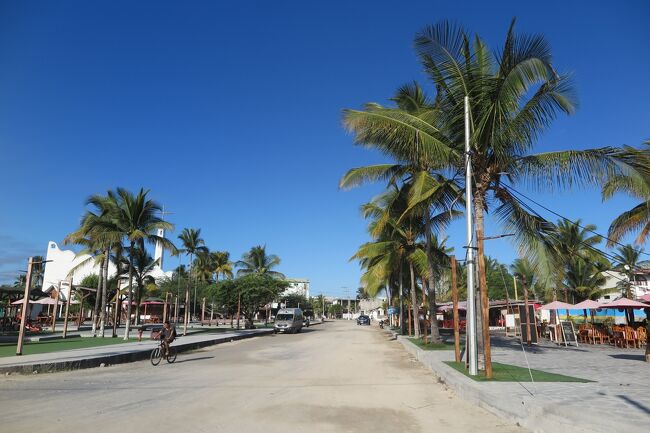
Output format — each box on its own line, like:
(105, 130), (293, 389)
(0, 320), (526, 433)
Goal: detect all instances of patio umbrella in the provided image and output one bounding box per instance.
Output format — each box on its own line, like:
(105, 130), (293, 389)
(602, 297), (648, 308)
(637, 293), (650, 303)
(540, 301), (575, 342)
(602, 297), (648, 325)
(573, 300), (602, 324)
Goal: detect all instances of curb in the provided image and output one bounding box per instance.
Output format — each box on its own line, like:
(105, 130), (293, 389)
(1, 329), (272, 375)
(391, 333), (639, 433)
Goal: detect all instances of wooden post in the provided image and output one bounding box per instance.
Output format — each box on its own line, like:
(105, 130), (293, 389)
(421, 277), (427, 343)
(62, 279), (73, 339)
(408, 306), (412, 337)
(77, 291), (86, 329)
(175, 295), (179, 323)
(201, 297), (205, 323)
(513, 276), (518, 301)
(451, 256), (461, 363)
(51, 281), (61, 333)
(144, 303), (148, 323)
(162, 292), (169, 323)
(522, 276), (532, 347)
(16, 257), (34, 355)
(236, 292), (241, 330)
(112, 281), (120, 337)
(210, 301), (214, 325)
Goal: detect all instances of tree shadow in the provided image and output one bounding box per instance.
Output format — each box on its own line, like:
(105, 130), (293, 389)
(609, 354), (646, 361)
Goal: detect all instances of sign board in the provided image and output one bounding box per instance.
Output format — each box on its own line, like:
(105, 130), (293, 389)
(387, 306), (399, 315)
(505, 313), (518, 337)
(518, 305), (538, 344)
(559, 321), (579, 347)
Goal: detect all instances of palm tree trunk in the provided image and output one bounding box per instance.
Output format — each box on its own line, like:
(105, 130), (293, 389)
(399, 263), (405, 334)
(123, 242), (135, 340)
(424, 218), (441, 343)
(474, 193), (493, 378)
(409, 261), (419, 338)
(184, 253), (193, 335)
(91, 257), (104, 337)
(99, 246), (110, 337)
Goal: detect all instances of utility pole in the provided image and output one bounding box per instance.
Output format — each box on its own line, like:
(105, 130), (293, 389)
(464, 95), (478, 376)
(16, 257), (34, 355)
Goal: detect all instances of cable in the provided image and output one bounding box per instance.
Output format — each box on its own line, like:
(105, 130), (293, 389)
(501, 183), (650, 259)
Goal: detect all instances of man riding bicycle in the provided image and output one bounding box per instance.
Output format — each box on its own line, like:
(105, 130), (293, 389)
(157, 321), (176, 356)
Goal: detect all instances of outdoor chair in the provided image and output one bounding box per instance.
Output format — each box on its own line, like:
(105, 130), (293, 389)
(593, 328), (609, 344)
(635, 326), (646, 348)
(613, 327), (637, 348)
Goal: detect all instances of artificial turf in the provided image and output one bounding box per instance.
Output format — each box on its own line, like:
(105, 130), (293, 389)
(0, 337), (139, 358)
(444, 361), (592, 382)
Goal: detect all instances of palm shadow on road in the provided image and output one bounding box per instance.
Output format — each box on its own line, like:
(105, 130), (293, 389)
(173, 356), (215, 364)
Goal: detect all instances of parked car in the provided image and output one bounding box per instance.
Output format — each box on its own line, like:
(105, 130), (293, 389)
(274, 308), (304, 334)
(357, 315), (370, 325)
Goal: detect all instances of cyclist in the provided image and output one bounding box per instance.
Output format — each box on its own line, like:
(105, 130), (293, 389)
(157, 321), (176, 356)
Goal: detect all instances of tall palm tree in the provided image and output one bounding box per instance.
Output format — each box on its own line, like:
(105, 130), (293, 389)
(106, 188), (176, 339)
(343, 19), (625, 377)
(178, 228), (208, 335)
(563, 259), (608, 303)
(604, 142), (650, 245)
(236, 246), (285, 278)
(342, 83), (462, 342)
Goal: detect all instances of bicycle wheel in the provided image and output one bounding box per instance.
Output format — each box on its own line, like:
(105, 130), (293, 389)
(150, 347), (162, 366)
(166, 346), (177, 364)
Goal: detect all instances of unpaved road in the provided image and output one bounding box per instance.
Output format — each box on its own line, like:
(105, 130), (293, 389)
(0, 320), (526, 433)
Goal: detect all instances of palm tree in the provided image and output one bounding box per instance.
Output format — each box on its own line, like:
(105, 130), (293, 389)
(343, 19), (626, 377)
(603, 143), (650, 245)
(129, 247), (159, 324)
(178, 228), (208, 335)
(563, 259), (608, 303)
(212, 251), (234, 282)
(107, 188), (176, 339)
(342, 83), (462, 342)
(236, 246), (285, 278)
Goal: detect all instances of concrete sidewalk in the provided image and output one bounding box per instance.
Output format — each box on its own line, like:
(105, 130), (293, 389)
(0, 328), (272, 375)
(392, 331), (649, 433)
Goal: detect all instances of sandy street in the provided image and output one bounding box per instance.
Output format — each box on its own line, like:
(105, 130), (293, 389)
(0, 321), (526, 433)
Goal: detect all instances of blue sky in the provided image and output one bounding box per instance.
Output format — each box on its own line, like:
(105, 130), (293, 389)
(0, 1), (648, 295)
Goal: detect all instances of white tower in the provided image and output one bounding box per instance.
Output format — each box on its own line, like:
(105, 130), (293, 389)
(154, 228), (165, 269)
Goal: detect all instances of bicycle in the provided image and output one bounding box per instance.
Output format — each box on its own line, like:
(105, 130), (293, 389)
(150, 339), (177, 366)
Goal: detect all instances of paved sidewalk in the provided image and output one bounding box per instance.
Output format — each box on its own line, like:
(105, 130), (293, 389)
(394, 331), (650, 433)
(0, 328), (272, 374)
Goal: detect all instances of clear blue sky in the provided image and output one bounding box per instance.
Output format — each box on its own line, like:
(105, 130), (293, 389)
(1, 1), (648, 295)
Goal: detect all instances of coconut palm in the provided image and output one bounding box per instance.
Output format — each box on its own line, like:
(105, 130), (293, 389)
(236, 246), (285, 278)
(604, 142), (650, 245)
(212, 251), (234, 282)
(563, 259), (608, 303)
(129, 247), (159, 324)
(178, 228), (208, 334)
(104, 188), (176, 339)
(342, 83), (462, 342)
(343, 19), (625, 377)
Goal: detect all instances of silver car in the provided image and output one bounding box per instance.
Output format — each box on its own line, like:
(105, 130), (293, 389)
(274, 308), (304, 334)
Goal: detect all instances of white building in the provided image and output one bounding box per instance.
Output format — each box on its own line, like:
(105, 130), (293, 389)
(282, 278), (310, 298)
(41, 234), (172, 301)
(597, 264), (650, 303)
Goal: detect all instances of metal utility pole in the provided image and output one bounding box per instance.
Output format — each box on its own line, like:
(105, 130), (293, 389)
(464, 95), (478, 376)
(16, 257), (34, 355)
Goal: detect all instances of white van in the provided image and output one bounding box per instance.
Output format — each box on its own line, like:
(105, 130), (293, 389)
(274, 308), (304, 334)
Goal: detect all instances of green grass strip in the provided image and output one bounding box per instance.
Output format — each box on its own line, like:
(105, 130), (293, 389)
(408, 337), (458, 350)
(0, 337), (139, 358)
(443, 361), (592, 383)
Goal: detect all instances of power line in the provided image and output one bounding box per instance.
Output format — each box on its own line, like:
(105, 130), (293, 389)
(501, 182), (650, 259)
